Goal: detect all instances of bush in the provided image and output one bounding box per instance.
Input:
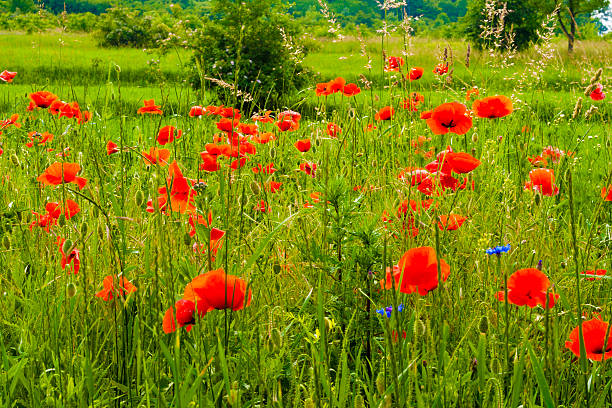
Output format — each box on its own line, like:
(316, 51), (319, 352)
(187, 0), (310, 107)
(95, 7), (169, 48)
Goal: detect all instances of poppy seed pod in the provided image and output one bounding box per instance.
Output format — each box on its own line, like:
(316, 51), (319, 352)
(270, 328), (282, 350)
(479, 316), (489, 333)
(58, 214), (66, 228)
(10, 154), (20, 167)
(135, 190), (145, 207)
(80, 220), (88, 236)
(62, 239), (73, 255)
(182, 232), (192, 246)
(66, 282), (77, 298)
(2, 235), (10, 250)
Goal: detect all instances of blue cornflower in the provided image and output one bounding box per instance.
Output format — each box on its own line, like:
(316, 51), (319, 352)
(485, 244), (511, 255)
(376, 304), (404, 318)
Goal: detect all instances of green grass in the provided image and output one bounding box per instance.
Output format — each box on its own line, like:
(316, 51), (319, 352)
(0, 30), (611, 407)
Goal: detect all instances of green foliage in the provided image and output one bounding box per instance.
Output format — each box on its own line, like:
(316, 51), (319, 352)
(95, 7), (171, 48)
(188, 0), (310, 106)
(463, 0), (543, 50)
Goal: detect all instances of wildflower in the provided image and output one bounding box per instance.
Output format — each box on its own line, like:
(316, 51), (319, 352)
(153, 160), (197, 214)
(565, 318), (612, 361)
(142, 147), (170, 166)
(601, 185), (612, 201)
(376, 304), (404, 318)
(37, 162), (87, 190)
(0, 114), (21, 129)
(496, 268), (558, 309)
(385, 56), (405, 72)
(342, 83), (361, 96)
(589, 84), (605, 101)
(446, 152), (481, 174)
(433, 63), (448, 75)
(402, 92), (424, 111)
(438, 214), (467, 231)
(382, 246), (450, 296)
(375, 106), (395, 121)
(524, 168), (559, 196)
(238, 123), (258, 136)
(299, 162), (317, 177)
(423, 102), (472, 135)
(25, 132), (54, 149)
(189, 106), (205, 117)
(254, 200), (270, 212)
(472, 95), (513, 118)
(190, 268), (252, 311)
(29, 91), (58, 108)
(408, 67), (424, 81)
(276, 110), (301, 131)
(485, 244), (511, 255)
(56, 237), (80, 274)
(46, 200), (80, 220)
(580, 269), (607, 281)
(106, 141), (119, 155)
(326, 122), (342, 138)
(294, 139), (311, 152)
(251, 163), (276, 175)
(157, 126), (182, 145)
(0, 70), (17, 83)
(137, 99), (163, 115)
(252, 110), (274, 123)
(95, 275), (137, 301)
(163, 299), (198, 333)
(466, 87), (479, 101)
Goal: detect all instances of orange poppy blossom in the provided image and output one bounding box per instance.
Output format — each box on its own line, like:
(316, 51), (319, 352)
(154, 160), (197, 214)
(0, 70), (17, 83)
(37, 162), (88, 190)
(187, 212), (225, 260)
(445, 152), (481, 174)
(299, 162), (317, 177)
(251, 132), (275, 144)
(252, 162), (276, 175)
(29, 91), (58, 109)
(25, 132), (54, 148)
(496, 268), (559, 309)
(342, 83), (361, 96)
(524, 168), (559, 196)
(157, 125), (182, 145)
(95, 275), (137, 301)
(276, 110), (301, 132)
(565, 318), (612, 361)
(381, 246), (450, 296)
(408, 67), (424, 81)
(438, 214), (467, 231)
(422, 102), (472, 135)
(384, 56), (404, 72)
(189, 106), (205, 117)
(0, 114), (21, 130)
(162, 268), (252, 333)
(142, 146), (170, 167)
(251, 110), (274, 123)
(326, 122), (342, 137)
(375, 106), (395, 121)
(602, 185), (612, 201)
(402, 92), (424, 112)
(106, 141), (119, 155)
(465, 87), (479, 101)
(472, 95), (513, 118)
(137, 99), (163, 115)
(589, 84), (605, 101)
(56, 237), (80, 274)
(29, 200), (80, 232)
(433, 63), (448, 75)
(254, 200), (271, 212)
(294, 139), (311, 152)
(316, 77), (346, 96)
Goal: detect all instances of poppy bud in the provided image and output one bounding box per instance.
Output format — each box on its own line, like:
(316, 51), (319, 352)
(250, 181), (261, 195)
(270, 328), (282, 350)
(92, 206), (99, 218)
(80, 221), (88, 236)
(375, 372), (385, 395)
(305, 398), (316, 408)
(58, 214), (66, 228)
(183, 232), (192, 246)
(272, 263), (281, 274)
(354, 394), (365, 408)
(10, 154), (20, 167)
(62, 239), (73, 254)
(534, 192), (541, 206)
(471, 133), (478, 143)
(478, 316), (489, 333)
(135, 190), (145, 207)
(2, 235), (10, 250)
(66, 282), (77, 298)
(270, 148), (276, 159)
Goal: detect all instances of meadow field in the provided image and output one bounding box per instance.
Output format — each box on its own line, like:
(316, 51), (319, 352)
(0, 26), (611, 408)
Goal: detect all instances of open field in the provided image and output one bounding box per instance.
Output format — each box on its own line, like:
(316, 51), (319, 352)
(0, 29), (611, 407)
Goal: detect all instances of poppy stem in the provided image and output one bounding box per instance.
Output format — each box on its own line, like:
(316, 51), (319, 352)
(499, 254), (510, 384)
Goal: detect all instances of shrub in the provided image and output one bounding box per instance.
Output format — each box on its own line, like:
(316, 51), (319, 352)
(95, 7), (169, 48)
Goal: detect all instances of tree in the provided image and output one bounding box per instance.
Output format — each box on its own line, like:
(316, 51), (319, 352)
(541, 0), (609, 52)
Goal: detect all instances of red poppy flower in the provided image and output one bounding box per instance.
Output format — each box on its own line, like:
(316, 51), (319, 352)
(524, 168), (559, 196)
(37, 162), (87, 190)
(29, 210), (56, 232)
(496, 268), (558, 308)
(565, 318), (612, 361)
(254, 200), (270, 212)
(402, 92), (424, 111)
(446, 152), (481, 174)
(375, 106), (395, 121)
(251, 132), (275, 144)
(189, 106), (205, 117)
(163, 299), (199, 334)
(316, 82), (332, 96)
(199, 153), (220, 172)
(157, 126), (182, 145)
(299, 162), (317, 177)
(327, 122), (342, 138)
(46, 199), (80, 220)
(382, 246), (450, 296)
(230, 157), (248, 170)
(0, 114), (21, 129)
(438, 214), (467, 231)
(137, 99), (163, 115)
(601, 185), (612, 201)
(580, 269), (607, 281)
(106, 141), (119, 155)
(541, 146), (572, 163)
(142, 147), (170, 166)
(433, 63), (448, 75)
(408, 67), (424, 81)
(528, 155), (548, 167)
(0, 70), (17, 83)
(472, 95), (513, 118)
(238, 123), (258, 136)
(590, 84), (605, 101)
(328, 77), (346, 93)
(466, 87), (479, 101)
(29, 91), (58, 108)
(95, 275), (137, 301)
(191, 268), (252, 311)
(384, 56), (404, 72)
(252, 110), (274, 123)
(56, 237), (80, 274)
(219, 107), (241, 119)
(425, 102), (472, 135)
(342, 83), (361, 96)
(265, 181), (282, 193)
(157, 160), (197, 214)
(294, 139), (311, 152)
(252, 163), (276, 175)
